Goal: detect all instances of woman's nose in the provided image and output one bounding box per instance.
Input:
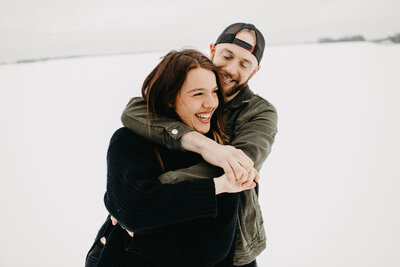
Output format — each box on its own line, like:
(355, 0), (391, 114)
(203, 93), (218, 108)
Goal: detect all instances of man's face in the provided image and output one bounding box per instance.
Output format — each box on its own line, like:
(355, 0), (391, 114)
(210, 30), (260, 100)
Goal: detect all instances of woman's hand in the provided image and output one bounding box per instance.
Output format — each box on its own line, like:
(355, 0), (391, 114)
(110, 216), (134, 237)
(181, 131), (254, 184)
(213, 172), (257, 195)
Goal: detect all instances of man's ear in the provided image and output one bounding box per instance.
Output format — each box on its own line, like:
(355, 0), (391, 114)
(209, 43), (216, 58)
(249, 65), (261, 80)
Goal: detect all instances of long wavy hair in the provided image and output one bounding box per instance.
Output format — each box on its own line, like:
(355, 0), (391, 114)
(141, 49), (228, 145)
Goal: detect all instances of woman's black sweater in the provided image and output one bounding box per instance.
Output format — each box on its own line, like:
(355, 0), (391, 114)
(95, 127), (240, 267)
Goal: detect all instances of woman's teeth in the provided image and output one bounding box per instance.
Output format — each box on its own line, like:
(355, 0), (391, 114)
(196, 114), (211, 120)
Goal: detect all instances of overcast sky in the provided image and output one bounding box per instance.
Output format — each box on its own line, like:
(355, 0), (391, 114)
(0, 0), (399, 62)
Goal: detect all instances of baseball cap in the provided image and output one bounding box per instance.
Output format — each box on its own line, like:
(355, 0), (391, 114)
(215, 23), (265, 64)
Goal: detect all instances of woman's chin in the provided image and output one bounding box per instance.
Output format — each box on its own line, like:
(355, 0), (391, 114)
(193, 125), (210, 134)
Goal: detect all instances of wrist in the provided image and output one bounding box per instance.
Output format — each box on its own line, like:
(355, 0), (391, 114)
(199, 138), (220, 156)
(181, 131), (215, 154)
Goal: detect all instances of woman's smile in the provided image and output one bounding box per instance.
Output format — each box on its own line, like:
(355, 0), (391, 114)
(175, 67), (219, 134)
(195, 112), (212, 122)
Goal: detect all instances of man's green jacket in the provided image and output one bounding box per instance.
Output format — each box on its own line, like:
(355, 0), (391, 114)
(121, 86), (278, 265)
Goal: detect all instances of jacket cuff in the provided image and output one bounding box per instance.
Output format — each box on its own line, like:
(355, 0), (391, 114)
(163, 124), (194, 151)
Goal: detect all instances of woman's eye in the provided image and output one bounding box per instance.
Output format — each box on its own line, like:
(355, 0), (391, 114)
(193, 92), (203, 96)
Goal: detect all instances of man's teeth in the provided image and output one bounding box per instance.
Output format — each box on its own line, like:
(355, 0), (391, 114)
(196, 114), (211, 119)
(223, 75), (234, 82)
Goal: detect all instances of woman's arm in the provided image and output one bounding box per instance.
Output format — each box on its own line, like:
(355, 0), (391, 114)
(104, 128), (255, 234)
(104, 127), (217, 233)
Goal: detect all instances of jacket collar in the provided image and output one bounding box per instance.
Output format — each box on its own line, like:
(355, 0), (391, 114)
(226, 85), (254, 109)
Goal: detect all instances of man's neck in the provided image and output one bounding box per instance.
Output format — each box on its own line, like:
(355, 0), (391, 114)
(226, 91), (240, 102)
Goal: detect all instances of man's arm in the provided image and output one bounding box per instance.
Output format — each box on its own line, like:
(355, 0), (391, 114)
(122, 97), (256, 182)
(229, 100), (278, 171)
(159, 100), (277, 184)
(121, 97), (193, 151)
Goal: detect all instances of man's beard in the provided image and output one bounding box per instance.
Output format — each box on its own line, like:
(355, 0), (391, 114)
(218, 68), (248, 98)
(224, 78), (250, 98)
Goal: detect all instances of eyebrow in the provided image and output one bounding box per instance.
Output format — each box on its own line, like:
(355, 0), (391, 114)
(220, 48), (253, 66)
(187, 86), (218, 93)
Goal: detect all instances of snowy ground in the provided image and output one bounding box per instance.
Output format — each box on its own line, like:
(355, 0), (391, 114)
(0, 42), (399, 266)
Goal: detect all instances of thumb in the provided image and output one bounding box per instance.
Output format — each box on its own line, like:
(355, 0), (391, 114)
(110, 216), (118, 226)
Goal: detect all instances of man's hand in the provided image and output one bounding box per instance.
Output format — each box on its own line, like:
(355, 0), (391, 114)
(200, 143), (255, 184)
(110, 216), (134, 237)
(181, 131), (255, 183)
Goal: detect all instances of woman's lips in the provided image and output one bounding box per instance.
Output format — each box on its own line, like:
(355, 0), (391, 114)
(195, 112), (212, 123)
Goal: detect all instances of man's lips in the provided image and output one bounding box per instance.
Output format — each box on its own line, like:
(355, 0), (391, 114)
(222, 74), (236, 85)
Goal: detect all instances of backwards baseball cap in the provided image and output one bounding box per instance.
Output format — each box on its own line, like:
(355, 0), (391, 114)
(215, 22), (265, 64)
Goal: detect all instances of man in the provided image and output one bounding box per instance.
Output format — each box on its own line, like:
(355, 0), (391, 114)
(120, 23), (277, 266)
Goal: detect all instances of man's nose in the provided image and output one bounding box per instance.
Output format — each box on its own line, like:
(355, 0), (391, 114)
(224, 61), (237, 77)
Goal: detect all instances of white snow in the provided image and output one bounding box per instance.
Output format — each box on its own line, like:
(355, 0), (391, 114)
(1, 42), (399, 266)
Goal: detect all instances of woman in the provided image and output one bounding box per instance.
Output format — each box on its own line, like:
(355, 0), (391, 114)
(86, 49), (257, 267)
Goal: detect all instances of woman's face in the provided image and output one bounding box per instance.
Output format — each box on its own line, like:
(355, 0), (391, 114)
(175, 67), (219, 134)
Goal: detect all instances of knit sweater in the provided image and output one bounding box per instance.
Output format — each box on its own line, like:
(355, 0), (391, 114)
(99, 127), (240, 267)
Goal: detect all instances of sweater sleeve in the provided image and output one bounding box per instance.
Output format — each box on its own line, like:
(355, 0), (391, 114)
(103, 128), (217, 234)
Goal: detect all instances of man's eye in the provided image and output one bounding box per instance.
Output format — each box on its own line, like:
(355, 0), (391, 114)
(241, 63), (249, 69)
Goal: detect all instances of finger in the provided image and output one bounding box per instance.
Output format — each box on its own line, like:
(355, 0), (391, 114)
(229, 161), (245, 182)
(242, 181), (256, 190)
(100, 237), (106, 245)
(238, 181), (256, 192)
(239, 166), (249, 183)
(254, 169), (260, 183)
(110, 216), (117, 226)
(238, 160), (254, 183)
(237, 156), (253, 176)
(222, 163), (235, 184)
(238, 161), (253, 177)
(120, 225), (134, 237)
(243, 167), (259, 188)
(248, 168), (259, 183)
(238, 150), (254, 168)
(242, 168), (255, 188)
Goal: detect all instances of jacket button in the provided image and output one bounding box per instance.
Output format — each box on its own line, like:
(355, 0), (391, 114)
(171, 129), (178, 135)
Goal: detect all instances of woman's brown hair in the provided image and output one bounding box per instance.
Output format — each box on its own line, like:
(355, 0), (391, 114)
(141, 49), (228, 145)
